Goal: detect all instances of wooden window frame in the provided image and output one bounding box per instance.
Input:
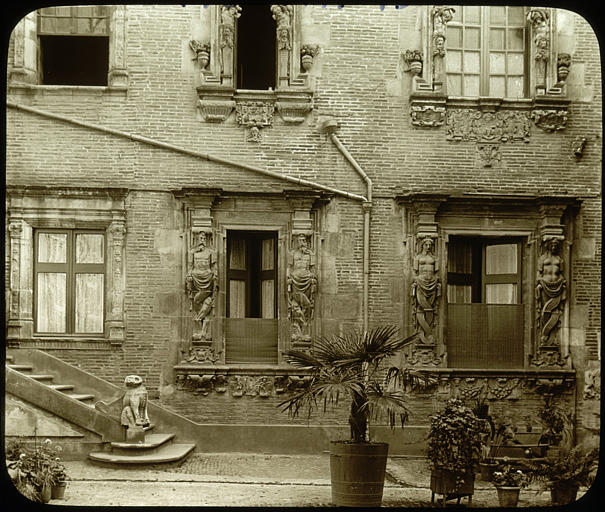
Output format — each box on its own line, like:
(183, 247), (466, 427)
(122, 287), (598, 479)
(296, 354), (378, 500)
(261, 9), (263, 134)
(34, 228), (106, 336)
(446, 5), (529, 98)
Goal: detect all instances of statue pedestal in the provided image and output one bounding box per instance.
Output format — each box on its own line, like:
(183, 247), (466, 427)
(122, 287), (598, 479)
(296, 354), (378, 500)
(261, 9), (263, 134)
(126, 426), (146, 443)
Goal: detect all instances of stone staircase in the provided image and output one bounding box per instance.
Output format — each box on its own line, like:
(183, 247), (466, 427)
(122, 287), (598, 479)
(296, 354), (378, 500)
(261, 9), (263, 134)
(6, 351), (196, 467)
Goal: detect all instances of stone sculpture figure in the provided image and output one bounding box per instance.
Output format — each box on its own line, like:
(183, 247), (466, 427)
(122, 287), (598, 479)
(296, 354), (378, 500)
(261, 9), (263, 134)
(287, 233), (317, 342)
(536, 237), (566, 346)
(121, 375), (150, 430)
(411, 237), (441, 344)
(271, 5), (293, 50)
(186, 231), (217, 341)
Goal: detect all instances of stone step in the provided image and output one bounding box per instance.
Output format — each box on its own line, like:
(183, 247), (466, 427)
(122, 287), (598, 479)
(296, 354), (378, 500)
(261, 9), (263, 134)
(48, 384), (75, 391)
(29, 374), (55, 382)
(88, 443), (196, 465)
(7, 364), (33, 372)
(6, 355), (14, 363)
(109, 433), (176, 456)
(65, 393), (96, 402)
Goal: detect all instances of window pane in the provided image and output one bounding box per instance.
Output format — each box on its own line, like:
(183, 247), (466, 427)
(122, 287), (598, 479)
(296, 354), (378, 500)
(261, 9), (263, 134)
(448, 26), (462, 48)
(261, 280), (275, 319)
(451, 5), (462, 23)
(508, 6), (525, 25)
(490, 6), (506, 25)
(229, 238), (246, 270)
(486, 283), (517, 304)
(76, 233), (104, 264)
(447, 74), (462, 96)
(489, 52), (505, 74)
(507, 53), (524, 74)
(464, 5), (480, 24)
(489, 76), (506, 97)
(507, 76), (524, 98)
(508, 28), (525, 51)
(463, 51), (480, 73)
(485, 244), (518, 274)
(489, 28), (505, 50)
(464, 75), (480, 96)
(464, 28), (481, 49)
(261, 238), (274, 271)
(38, 233), (67, 263)
(37, 273), (66, 332)
(446, 51), (462, 73)
(448, 240), (472, 273)
(75, 273), (104, 333)
(447, 284), (472, 304)
(229, 280), (246, 318)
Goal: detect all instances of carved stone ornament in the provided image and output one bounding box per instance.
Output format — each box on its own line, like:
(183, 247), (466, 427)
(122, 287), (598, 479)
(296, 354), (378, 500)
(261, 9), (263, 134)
(198, 99), (236, 123)
(271, 5), (293, 51)
(583, 368), (601, 401)
(176, 374), (311, 397)
(529, 349), (569, 368)
(527, 8), (550, 62)
(404, 49), (423, 75)
(411, 237), (441, 344)
(186, 231), (218, 342)
(487, 378), (521, 400)
(446, 109), (531, 142)
(121, 375), (150, 430)
(531, 109), (568, 132)
(477, 143), (502, 167)
(432, 6), (455, 58)
(246, 125), (263, 143)
(235, 101), (275, 127)
(182, 346), (221, 363)
(190, 40), (211, 69)
(527, 376), (573, 395)
(451, 377), (487, 401)
(404, 346), (445, 367)
(219, 5), (241, 49)
(557, 53), (571, 82)
(411, 104), (446, 127)
(287, 233), (317, 342)
(535, 237), (566, 347)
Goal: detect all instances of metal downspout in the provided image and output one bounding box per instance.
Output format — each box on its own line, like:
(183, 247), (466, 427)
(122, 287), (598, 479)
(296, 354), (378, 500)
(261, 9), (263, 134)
(328, 132), (373, 333)
(6, 101), (367, 203)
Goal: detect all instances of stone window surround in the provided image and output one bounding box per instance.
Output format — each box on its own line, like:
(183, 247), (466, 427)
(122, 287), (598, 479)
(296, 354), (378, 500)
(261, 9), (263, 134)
(8, 6), (129, 93)
(194, 5), (315, 127)
(408, 6), (569, 133)
(173, 188), (328, 380)
(5, 186), (128, 349)
(397, 193), (580, 370)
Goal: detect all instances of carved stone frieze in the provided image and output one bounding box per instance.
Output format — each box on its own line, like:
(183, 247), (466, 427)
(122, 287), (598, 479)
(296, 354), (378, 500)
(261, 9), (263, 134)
(477, 143), (501, 167)
(531, 109), (568, 132)
(235, 101), (275, 127)
(451, 377), (487, 401)
(529, 350), (569, 368)
(175, 373), (312, 397)
(410, 104), (446, 127)
(182, 346), (222, 364)
(487, 378), (521, 400)
(446, 109), (531, 143)
(527, 376), (574, 395)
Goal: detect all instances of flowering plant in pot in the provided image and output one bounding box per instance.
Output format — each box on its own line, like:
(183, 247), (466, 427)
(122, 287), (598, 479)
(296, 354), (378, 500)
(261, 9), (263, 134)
(426, 398), (483, 505)
(492, 464), (530, 507)
(279, 325), (433, 507)
(6, 438), (67, 503)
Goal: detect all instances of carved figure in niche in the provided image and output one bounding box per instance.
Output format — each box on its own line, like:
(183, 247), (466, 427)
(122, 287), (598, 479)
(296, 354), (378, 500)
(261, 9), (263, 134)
(411, 237), (441, 344)
(186, 231), (217, 341)
(121, 375), (150, 429)
(287, 234), (317, 342)
(536, 237), (566, 346)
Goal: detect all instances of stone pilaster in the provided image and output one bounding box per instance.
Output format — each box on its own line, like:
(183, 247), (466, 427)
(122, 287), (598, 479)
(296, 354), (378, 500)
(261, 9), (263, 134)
(108, 5), (129, 88)
(107, 219), (127, 346)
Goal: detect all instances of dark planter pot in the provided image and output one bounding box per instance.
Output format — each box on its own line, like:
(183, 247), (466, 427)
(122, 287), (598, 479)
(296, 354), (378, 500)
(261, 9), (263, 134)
(551, 483), (579, 506)
(329, 441), (389, 507)
(51, 482), (67, 500)
(496, 486), (521, 507)
(430, 469), (475, 506)
(479, 462), (498, 481)
(40, 483), (52, 503)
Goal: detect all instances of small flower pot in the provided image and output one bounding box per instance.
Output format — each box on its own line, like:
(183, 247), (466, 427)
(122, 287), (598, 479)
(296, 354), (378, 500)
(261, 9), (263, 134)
(301, 54), (314, 72)
(409, 60), (422, 75)
(197, 51), (210, 69)
(51, 482), (67, 500)
(551, 483), (579, 506)
(496, 486), (521, 507)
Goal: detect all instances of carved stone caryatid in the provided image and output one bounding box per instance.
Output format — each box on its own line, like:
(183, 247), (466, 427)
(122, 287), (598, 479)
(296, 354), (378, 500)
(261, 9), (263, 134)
(120, 375), (150, 442)
(411, 236), (441, 345)
(431, 6), (455, 83)
(271, 5), (294, 88)
(186, 231), (218, 342)
(287, 233), (317, 342)
(527, 8), (550, 91)
(219, 4), (241, 84)
(535, 237), (566, 347)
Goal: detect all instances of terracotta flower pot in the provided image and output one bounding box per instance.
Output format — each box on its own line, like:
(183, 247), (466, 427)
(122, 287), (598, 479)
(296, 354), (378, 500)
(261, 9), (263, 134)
(51, 482), (67, 500)
(496, 486), (521, 507)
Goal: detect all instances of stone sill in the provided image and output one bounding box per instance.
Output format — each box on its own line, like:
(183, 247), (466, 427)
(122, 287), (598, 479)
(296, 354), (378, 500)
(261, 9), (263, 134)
(8, 338), (116, 350)
(174, 363), (311, 376)
(7, 82), (128, 98)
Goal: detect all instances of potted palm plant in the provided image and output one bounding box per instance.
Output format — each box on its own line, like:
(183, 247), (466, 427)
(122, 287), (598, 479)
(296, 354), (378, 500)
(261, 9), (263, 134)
(279, 325), (431, 507)
(427, 398), (483, 507)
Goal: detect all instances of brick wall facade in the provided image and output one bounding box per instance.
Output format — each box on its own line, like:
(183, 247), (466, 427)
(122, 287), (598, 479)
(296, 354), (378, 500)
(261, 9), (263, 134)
(5, 6), (600, 437)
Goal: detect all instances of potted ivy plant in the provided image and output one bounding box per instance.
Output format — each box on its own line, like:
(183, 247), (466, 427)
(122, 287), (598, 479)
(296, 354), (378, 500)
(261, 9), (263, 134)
(279, 325), (432, 507)
(427, 398), (483, 507)
(492, 464), (530, 507)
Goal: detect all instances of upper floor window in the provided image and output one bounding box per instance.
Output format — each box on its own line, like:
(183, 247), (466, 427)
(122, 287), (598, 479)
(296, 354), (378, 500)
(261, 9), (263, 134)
(37, 6), (110, 86)
(236, 5), (277, 90)
(446, 5), (527, 98)
(34, 229), (106, 335)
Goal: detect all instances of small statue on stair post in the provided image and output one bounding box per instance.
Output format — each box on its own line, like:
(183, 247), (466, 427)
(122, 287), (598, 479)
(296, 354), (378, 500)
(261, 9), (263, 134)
(121, 375), (150, 442)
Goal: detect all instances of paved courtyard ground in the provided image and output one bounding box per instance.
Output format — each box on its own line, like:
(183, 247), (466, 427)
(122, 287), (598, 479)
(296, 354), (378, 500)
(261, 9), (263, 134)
(7, 453), (596, 508)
